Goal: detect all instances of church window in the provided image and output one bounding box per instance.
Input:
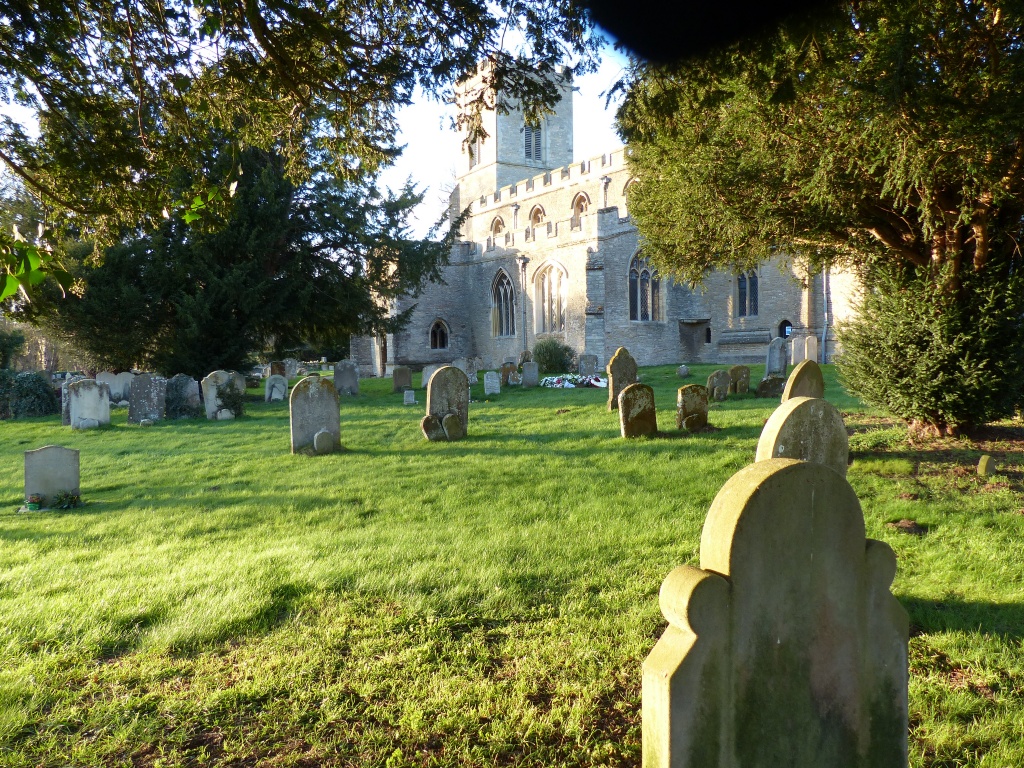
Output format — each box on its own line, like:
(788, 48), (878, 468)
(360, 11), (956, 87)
(628, 254), (661, 322)
(779, 320), (793, 338)
(491, 271), (516, 337)
(524, 123), (543, 161)
(571, 193), (589, 229)
(429, 320), (449, 350)
(467, 134), (483, 169)
(491, 217), (505, 236)
(535, 262), (567, 334)
(737, 270), (758, 317)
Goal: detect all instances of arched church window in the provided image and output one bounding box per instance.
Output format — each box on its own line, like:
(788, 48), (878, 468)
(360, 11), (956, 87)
(737, 270), (758, 317)
(529, 206), (545, 228)
(572, 193), (589, 217)
(491, 217), (505, 236)
(779, 320), (793, 338)
(524, 123), (543, 161)
(491, 271), (516, 338)
(629, 254), (661, 322)
(429, 320), (449, 350)
(535, 262), (567, 334)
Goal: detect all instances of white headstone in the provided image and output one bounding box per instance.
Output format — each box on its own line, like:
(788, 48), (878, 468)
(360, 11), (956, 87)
(265, 374), (288, 402)
(484, 371), (501, 395)
(25, 445), (80, 506)
(69, 379), (111, 430)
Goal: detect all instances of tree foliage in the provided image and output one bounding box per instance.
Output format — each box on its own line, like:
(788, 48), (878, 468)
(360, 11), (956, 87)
(618, 0), (1024, 431)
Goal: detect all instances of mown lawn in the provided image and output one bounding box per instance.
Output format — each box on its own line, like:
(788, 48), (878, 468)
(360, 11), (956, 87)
(1, 364), (1022, 767)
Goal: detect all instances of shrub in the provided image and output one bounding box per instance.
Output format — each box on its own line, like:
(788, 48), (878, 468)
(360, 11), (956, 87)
(532, 338), (575, 374)
(216, 381), (246, 418)
(0, 370), (60, 419)
(0, 328), (25, 369)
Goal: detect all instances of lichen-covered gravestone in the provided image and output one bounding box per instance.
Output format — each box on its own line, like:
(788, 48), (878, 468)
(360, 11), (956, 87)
(334, 360), (359, 396)
(166, 374), (201, 418)
(500, 362), (517, 386)
(766, 336), (789, 377)
(201, 370), (236, 420)
(782, 359), (826, 402)
(706, 369), (731, 402)
(25, 445), (80, 508)
(290, 376), (341, 454)
(69, 379), (111, 430)
(522, 361), (539, 388)
(484, 371), (501, 395)
(728, 365), (750, 394)
(643, 458), (909, 768)
(393, 366), (412, 392)
(676, 385), (709, 432)
(579, 354), (599, 377)
(607, 347), (638, 411)
(619, 382), (658, 438)
(61, 375), (85, 426)
(978, 455), (995, 476)
(421, 366), (469, 442)
(755, 395), (849, 477)
(128, 373), (166, 424)
(265, 374), (288, 402)
(756, 375), (787, 398)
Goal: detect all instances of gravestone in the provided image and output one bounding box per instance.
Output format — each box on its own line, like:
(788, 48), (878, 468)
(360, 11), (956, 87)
(420, 364), (442, 389)
(201, 370), (235, 420)
(756, 395), (849, 477)
(114, 372), (135, 402)
(782, 359), (826, 402)
(508, 371), (522, 386)
(706, 369), (731, 402)
(25, 445), (80, 507)
(484, 371), (501, 395)
(95, 371), (117, 399)
(500, 362), (517, 385)
(467, 357), (484, 380)
(676, 385), (709, 432)
(334, 360), (359, 396)
(265, 374), (288, 402)
(643, 458), (908, 768)
(791, 337), (806, 364)
(728, 365), (750, 394)
(282, 358), (301, 378)
(61, 375), (86, 426)
(676, 365), (690, 378)
(128, 373), (166, 424)
(756, 375), (787, 398)
(270, 361), (286, 377)
(393, 366), (412, 392)
(978, 455), (995, 476)
(619, 383), (658, 438)
(290, 376), (341, 454)
(607, 347), (638, 411)
(522, 361), (539, 388)
(766, 336), (789, 377)
(579, 354), (599, 377)
(166, 374), (201, 418)
(422, 366), (469, 442)
(69, 379), (111, 429)
(403, 389), (417, 406)
(451, 357), (469, 375)
(805, 335), (819, 363)
(228, 371), (247, 394)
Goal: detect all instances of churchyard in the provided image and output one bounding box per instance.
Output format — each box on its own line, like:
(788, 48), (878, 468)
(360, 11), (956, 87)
(1, 364), (1023, 766)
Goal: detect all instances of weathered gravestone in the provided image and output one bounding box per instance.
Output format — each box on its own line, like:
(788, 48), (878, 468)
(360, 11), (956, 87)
(484, 371), (501, 395)
(420, 364), (442, 390)
(201, 370), (238, 420)
(334, 360), (359, 396)
(421, 366), (469, 442)
(607, 347), (638, 411)
(500, 362), (517, 386)
(728, 365), (750, 394)
(756, 375), (787, 398)
(393, 366), (412, 393)
(282, 358), (301, 378)
(467, 357), (484, 381)
(805, 335), (819, 363)
(978, 454), (995, 476)
(265, 374), (288, 402)
(61, 375), (85, 426)
(290, 376), (341, 454)
(166, 374), (201, 418)
(791, 336), (806, 364)
(69, 380), (111, 430)
(676, 385), (709, 432)
(128, 373), (166, 424)
(508, 371), (522, 386)
(270, 361), (286, 377)
(403, 389), (417, 406)
(706, 369), (732, 402)
(25, 445), (80, 507)
(642, 458), (909, 768)
(676, 365), (690, 379)
(619, 382), (658, 438)
(766, 336), (789, 377)
(579, 354), (599, 377)
(522, 361), (539, 388)
(756, 395), (849, 477)
(782, 359), (826, 402)
(518, 349), (533, 367)
(227, 371), (247, 394)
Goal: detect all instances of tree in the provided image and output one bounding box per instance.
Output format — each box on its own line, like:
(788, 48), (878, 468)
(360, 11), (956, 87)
(617, 0), (1024, 435)
(11, 147), (457, 378)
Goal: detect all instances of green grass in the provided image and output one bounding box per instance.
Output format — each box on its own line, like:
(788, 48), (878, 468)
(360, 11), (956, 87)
(1, 364), (1022, 766)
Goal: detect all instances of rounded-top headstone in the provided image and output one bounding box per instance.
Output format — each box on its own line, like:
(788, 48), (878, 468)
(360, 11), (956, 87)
(676, 365), (690, 378)
(618, 382), (658, 437)
(706, 369), (731, 401)
(676, 384), (709, 432)
(755, 395), (849, 477)
(781, 359), (825, 402)
(607, 347), (638, 411)
(290, 375), (341, 453)
(426, 366), (469, 433)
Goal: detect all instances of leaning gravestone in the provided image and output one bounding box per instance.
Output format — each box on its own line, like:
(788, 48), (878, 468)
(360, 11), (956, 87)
(643, 458), (908, 768)
(728, 365), (750, 394)
(420, 364), (441, 390)
(756, 395), (849, 477)
(706, 369), (732, 402)
(128, 373), (166, 424)
(334, 360), (359, 396)
(782, 359), (826, 402)
(484, 371), (501, 395)
(619, 382), (658, 438)
(393, 366), (412, 392)
(522, 361), (539, 388)
(265, 374), (288, 402)
(676, 384), (709, 432)
(805, 335), (819, 363)
(290, 376), (341, 454)
(766, 336), (789, 377)
(421, 366), (469, 442)
(69, 379), (111, 430)
(166, 374), (201, 418)
(61, 375), (86, 426)
(201, 370), (235, 420)
(25, 445), (80, 508)
(579, 354), (599, 377)
(607, 347), (638, 411)
(500, 362), (517, 386)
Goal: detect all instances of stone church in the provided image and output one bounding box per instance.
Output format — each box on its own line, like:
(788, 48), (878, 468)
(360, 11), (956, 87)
(352, 64), (855, 375)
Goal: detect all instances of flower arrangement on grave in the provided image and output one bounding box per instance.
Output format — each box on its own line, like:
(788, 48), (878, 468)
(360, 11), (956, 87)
(539, 374), (607, 389)
(52, 491), (82, 510)
(24, 493), (43, 511)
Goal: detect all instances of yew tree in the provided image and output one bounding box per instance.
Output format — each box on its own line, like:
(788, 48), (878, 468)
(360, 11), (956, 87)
(618, 0), (1024, 435)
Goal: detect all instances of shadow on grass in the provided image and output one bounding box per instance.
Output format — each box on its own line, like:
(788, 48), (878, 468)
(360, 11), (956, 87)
(902, 596), (1024, 640)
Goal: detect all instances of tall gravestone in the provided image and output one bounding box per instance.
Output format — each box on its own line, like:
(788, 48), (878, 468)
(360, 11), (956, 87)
(201, 370), (236, 420)
(166, 374), (201, 418)
(756, 395), (849, 477)
(61, 375), (85, 426)
(619, 383), (658, 438)
(728, 365), (750, 394)
(334, 360), (359, 396)
(676, 385), (709, 432)
(422, 366), (469, 442)
(484, 371), (501, 395)
(579, 354), (599, 377)
(25, 445), (80, 506)
(792, 337), (807, 364)
(69, 379), (111, 430)
(393, 366), (412, 392)
(128, 373), (166, 424)
(643, 458), (908, 768)
(607, 347), (638, 411)
(290, 376), (341, 454)
(706, 370), (731, 402)
(805, 335), (819, 363)
(420, 364), (441, 390)
(113, 372), (135, 403)
(766, 337), (789, 377)
(522, 361), (539, 388)
(265, 374), (288, 402)
(782, 359), (826, 402)
(499, 362), (517, 386)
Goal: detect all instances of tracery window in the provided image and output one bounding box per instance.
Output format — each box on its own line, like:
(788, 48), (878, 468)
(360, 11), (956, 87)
(429, 320), (449, 350)
(534, 263), (566, 334)
(737, 270), (759, 317)
(491, 271), (516, 337)
(628, 254), (661, 322)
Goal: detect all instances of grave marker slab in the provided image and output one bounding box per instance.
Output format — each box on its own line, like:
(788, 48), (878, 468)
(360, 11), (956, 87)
(128, 373), (166, 424)
(166, 375), (201, 418)
(791, 337), (806, 364)
(619, 383), (658, 438)
(61, 375), (85, 426)
(756, 395), (849, 477)
(607, 347), (638, 411)
(766, 336), (789, 377)
(500, 362), (517, 385)
(451, 357), (469, 375)
(728, 365), (750, 394)
(706, 369), (731, 402)
(522, 361), (539, 388)
(290, 376), (341, 454)
(782, 359), (826, 402)
(484, 371), (501, 395)
(201, 370), (235, 420)
(265, 374), (288, 402)
(270, 361), (286, 377)
(69, 379), (110, 430)
(25, 446), (80, 507)
(676, 385), (709, 432)
(420, 364), (442, 389)
(579, 354), (599, 376)
(403, 390), (417, 405)
(282, 358), (301, 378)
(423, 366), (469, 441)
(805, 335), (819, 363)
(676, 365), (690, 378)
(756, 376), (787, 398)
(334, 360), (359, 396)
(392, 365), (412, 392)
